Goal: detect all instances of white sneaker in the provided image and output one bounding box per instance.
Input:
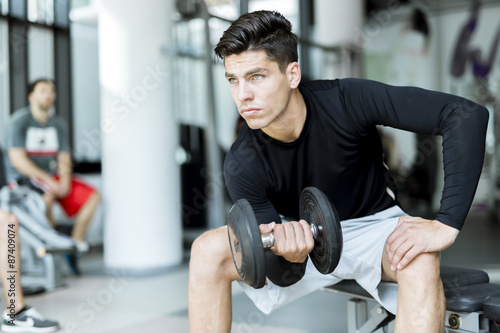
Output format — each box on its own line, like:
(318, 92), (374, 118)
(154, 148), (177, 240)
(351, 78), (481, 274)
(75, 239), (89, 253)
(2, 306), (59, 332)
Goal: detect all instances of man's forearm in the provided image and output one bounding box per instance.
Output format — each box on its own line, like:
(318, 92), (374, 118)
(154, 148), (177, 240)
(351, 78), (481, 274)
(8, 148), (53, 182)
(57, 152), (72, 180)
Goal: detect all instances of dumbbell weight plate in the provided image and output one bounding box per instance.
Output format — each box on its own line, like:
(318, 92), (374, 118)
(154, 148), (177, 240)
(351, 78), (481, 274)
(227, 199), (267, 288)
(300, 187), (342, 274)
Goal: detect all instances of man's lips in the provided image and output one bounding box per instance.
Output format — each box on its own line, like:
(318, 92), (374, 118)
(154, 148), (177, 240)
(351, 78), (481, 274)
(241, 108), (261, 117)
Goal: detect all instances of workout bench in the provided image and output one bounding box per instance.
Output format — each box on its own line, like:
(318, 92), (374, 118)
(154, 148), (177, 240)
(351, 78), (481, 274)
(0, 146), (78, 291)
(1, 186), (76, 291)
(324, 266), (500, 333)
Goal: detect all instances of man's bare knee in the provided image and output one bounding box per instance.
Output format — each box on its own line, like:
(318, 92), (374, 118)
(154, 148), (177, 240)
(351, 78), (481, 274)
(190, 228), (240, 283)
(398, 252), (441, 285)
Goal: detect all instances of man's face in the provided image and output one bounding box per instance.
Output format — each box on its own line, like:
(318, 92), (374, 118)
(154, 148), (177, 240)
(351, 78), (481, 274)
(224, 51), (293, 131)
(29, 81), (56, 111)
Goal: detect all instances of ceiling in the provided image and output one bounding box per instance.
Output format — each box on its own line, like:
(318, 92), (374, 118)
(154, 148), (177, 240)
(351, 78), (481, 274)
(366, 0), (499, 13)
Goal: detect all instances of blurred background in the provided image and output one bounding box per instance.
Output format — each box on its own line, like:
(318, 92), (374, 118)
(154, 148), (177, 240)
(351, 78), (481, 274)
(0, 0), (500, 332)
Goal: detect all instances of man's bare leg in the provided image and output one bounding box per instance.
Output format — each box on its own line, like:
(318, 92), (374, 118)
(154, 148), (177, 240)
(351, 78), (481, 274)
(0, 211), (26, 313)
(42, 193), (56, 228)
(71, 191), (100, 241)
(382, 251), (445, 332)
(188, 227), (241, 333)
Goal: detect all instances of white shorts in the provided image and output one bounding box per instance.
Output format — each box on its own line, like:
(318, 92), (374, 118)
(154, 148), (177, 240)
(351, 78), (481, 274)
(236, 205), (407, 315)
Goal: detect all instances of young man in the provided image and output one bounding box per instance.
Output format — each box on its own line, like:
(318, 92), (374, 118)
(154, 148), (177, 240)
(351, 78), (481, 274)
(188, 10), (488, 333)
(3, 79), (100, 252)
(0, 209), (60, 332)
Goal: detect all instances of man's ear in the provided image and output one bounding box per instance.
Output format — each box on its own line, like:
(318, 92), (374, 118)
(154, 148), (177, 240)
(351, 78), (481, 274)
(287, 62), (301, 89)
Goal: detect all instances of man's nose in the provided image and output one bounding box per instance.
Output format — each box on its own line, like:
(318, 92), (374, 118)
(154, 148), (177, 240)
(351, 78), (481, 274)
(237, 81), (253, 102)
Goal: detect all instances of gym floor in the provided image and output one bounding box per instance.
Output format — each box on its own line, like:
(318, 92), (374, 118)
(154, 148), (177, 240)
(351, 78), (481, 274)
(2, 207), (500, 333)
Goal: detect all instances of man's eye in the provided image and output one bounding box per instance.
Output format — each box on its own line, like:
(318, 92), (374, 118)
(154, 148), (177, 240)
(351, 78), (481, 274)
(253, 74), (263, 80)
(228, 78), (237, 84)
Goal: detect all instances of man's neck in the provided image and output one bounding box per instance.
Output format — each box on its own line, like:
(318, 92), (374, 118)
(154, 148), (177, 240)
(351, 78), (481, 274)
(30, 105), (50, 125)
(262, 89), (307, 143)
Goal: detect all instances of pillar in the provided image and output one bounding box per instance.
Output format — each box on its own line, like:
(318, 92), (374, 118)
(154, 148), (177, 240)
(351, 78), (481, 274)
(314, 0), (364, 46)
(98, 0), (182, 272)
(312, 0), (364, 79)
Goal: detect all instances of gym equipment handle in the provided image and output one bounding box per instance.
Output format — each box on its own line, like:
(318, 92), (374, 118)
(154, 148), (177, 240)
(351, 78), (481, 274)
(261, 233), (275, 248)
(260, 223), (320, 248)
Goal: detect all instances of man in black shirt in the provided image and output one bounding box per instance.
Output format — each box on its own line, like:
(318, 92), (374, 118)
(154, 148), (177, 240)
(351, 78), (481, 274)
(188, 10), (488, 333)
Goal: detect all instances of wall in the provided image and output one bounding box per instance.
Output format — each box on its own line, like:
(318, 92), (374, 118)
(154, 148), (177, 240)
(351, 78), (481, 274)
(436, 2), (500, 207)
(363, 2), (500, 210)
(436, 2), (500, 93)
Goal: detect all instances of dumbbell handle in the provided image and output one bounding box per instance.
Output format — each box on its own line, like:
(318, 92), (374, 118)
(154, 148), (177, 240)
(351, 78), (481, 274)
(261, 223), (319, 248)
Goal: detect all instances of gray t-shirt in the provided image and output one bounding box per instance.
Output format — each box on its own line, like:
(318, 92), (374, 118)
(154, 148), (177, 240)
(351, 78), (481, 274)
(3, 107), (70, 182)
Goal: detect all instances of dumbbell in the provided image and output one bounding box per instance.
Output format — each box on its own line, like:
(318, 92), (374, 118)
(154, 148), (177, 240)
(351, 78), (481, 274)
(227, 187), (343, 289)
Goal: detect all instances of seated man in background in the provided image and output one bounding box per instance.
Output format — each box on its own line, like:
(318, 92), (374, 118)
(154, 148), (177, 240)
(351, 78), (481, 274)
(3, 79), (100, 252)
(0, 209), (59, 332)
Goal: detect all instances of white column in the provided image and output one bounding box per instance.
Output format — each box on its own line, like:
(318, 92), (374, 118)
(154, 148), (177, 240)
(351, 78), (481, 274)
(98, 0), (182, 271)
(314, 0), (364, 46)
(312, 0), (364, 79)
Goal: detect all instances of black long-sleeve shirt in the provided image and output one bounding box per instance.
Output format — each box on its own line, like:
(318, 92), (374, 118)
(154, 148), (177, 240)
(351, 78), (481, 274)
(224, 78), (489, 287)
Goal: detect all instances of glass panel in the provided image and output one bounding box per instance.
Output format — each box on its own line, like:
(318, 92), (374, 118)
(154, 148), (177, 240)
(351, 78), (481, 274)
(70, 0), (90, 10)
(208, 0), (238, 20)
(0, 20), (4, 64)
(54, 0), (69, 28)
(249, 0), (299, 30)
(1, 0), (9, 15)
(28, 0), (54, 24)
(28, 26), (54, 80)
(0, 20), (9, 132)
(27, 0), (37, 21)
(71, 22), (100, 161)
(45, 0), (54, 25)
(9, 0), (26, 19)
(9, 22), (28, 113)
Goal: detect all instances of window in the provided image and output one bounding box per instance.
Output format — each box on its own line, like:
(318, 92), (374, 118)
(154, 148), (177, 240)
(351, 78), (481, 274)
(1, 0), (9, 15)
(0, 20), (9, 134)
(54, 0), (69, 27)
(9, 0), (26, 19)
(0, 0), (71, 145)
(28, 26), (55, 80)
(28, 0), (54, 25)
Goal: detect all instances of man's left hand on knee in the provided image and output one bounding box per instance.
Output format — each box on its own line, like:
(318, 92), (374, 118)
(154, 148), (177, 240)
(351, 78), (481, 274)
(385, 217), (460, 271)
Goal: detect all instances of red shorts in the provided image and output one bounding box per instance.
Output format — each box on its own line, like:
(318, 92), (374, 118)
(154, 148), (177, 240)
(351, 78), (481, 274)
(54, 176), (97, 217)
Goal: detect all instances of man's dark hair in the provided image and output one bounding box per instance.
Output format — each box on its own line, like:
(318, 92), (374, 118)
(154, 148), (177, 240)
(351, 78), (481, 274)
(214, 10), (298, 73)
(28, 78), (56, 96)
